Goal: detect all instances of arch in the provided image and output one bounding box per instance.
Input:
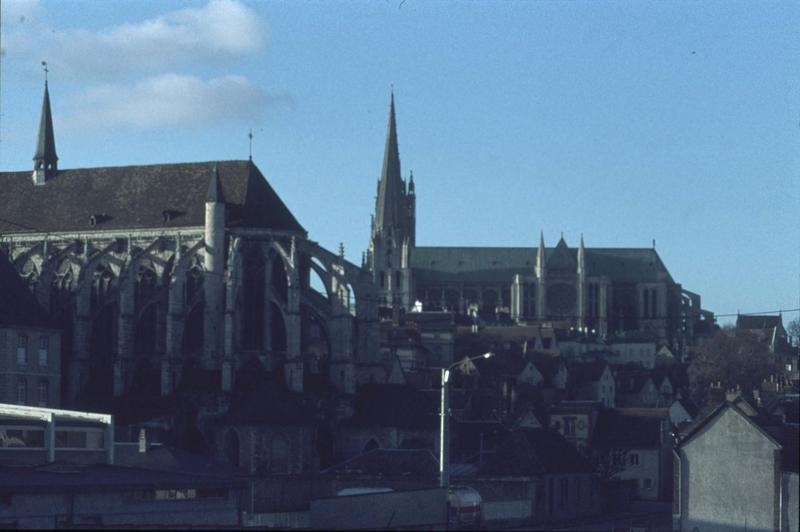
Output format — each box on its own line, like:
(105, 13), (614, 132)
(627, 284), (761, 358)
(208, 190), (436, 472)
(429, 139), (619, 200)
(90, 262), (117, 314)
(51, 258), (77, 312)
(184, 256), (204, 306)
(135, 262), (159, 309)
(224, 429), (241, 467)
(345, 283), (357, 317)
(270, 253), (289, 303)
(18, 258), (40, 293)
(270, 433), (289, 475)
(308, 259), (330, 302)
(363, 438), (380, 453)
(269, 302), (287, 352)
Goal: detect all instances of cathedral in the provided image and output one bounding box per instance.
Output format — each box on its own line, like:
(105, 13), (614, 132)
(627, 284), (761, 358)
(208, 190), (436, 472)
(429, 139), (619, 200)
(0, 80), (380, 404)
(366, 94), (712, 346)
(1, 82), (711, 411)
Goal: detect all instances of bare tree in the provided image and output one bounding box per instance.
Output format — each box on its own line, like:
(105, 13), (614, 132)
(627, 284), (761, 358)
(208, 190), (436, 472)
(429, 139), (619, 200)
(687, 330), (777, 407)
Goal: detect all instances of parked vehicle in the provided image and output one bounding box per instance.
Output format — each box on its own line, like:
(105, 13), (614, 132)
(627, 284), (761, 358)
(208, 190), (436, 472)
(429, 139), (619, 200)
(448, 486), (482, 527)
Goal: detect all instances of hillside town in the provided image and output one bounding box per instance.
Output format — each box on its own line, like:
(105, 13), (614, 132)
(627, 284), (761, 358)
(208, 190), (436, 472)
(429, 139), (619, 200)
(0, 72), (797, 531)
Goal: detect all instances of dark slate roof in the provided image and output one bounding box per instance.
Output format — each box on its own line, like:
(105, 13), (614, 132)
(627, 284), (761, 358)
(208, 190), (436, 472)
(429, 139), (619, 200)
(0, 160), (305, 234)
(115, 445), (242, 478)
(593, 410), (664, 449)
(615, 370), (654, 394)
(323, 448), (438, 477)
(567, 360), (608, 388)
(532, 354), (565, 382)
(411, 246), (672, 284)
(344, 384), (438, 429)
(0, 252), (53, 328)
(0, 462), (242, 494)
(480, 428), (593, 476)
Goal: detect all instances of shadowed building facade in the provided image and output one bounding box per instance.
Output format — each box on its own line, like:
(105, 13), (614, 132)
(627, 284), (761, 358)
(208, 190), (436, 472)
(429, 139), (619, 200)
(0, 81), (380, 404)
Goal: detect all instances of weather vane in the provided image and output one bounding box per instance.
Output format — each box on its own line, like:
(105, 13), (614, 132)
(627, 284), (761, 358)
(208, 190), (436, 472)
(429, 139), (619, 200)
(248, 129), (253, 161)
(41, 61), (49, 83)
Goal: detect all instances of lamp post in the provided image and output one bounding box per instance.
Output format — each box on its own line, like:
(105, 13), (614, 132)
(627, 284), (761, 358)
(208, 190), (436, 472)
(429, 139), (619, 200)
(439, 352), (494, 489)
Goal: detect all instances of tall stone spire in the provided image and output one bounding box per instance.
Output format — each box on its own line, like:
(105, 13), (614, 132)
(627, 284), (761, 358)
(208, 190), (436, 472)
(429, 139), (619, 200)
(32, 77), (58, 185)
(536, 231), (546, 278)
(374, 91), (405, 235)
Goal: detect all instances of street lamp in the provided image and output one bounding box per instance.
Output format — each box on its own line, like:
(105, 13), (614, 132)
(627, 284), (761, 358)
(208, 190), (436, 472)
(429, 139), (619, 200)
(440, 352), (493, 489)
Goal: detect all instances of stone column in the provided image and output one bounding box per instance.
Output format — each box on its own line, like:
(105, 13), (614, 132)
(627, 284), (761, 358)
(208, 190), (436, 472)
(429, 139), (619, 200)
(284, 248), (303, 392)
(114, 260), (135, 397)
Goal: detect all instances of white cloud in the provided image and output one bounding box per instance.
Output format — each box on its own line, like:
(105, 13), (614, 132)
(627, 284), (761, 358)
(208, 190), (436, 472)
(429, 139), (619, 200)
(6, 0), (267, 80)
(63, 74), (287, 130)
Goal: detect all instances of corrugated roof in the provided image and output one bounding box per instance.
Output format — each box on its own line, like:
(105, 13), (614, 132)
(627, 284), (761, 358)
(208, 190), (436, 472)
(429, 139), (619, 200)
(0, 160), (305, 234)
(0, 463), (242, 494)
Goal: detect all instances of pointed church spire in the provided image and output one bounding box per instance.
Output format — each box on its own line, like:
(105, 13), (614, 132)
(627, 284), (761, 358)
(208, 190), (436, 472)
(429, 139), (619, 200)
(374, 90), (405, 234)
(537, 231), (546, 277)
(32, 68), (58, 185)
(206, 164), (224, 203)
(408, 170), (415, 194)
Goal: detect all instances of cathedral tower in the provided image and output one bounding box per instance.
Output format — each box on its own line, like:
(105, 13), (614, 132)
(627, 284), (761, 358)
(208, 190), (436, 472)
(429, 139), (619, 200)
(367, 92), (415, 310)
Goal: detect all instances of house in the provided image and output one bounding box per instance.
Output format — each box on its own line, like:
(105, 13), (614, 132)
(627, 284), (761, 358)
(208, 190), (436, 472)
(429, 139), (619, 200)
(402, 311), (457, 368)
(615, 369), (661, 408)
(607, 335), (657, 369)
(472, 428), (600, 525)
(736, 313), (790, 354)
(0, 403), (244, 528)
(655, 345), (680, 366)
(0, 254), (62, 408)
(593, 408), (672, 501)
(548, 400), (603, 454)
(336, 384), (438, 462)
(673, 400), (799, 532)
(567, 360), (615, 407)
(533, 354), (568, 391)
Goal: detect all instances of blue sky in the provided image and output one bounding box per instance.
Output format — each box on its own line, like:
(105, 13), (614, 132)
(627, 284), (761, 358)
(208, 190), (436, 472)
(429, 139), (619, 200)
(1, 0), (798, 325)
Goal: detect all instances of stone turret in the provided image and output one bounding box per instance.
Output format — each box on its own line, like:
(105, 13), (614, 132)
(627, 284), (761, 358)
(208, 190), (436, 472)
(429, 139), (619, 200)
(536, 231), (546, 319)
(203, 165), (226, 369)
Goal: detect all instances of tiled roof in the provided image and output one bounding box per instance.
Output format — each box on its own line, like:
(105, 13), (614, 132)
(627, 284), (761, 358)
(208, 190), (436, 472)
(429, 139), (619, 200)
(567, 360), (608, 388)
(411, 246), (672, 284)
(0, 252), (53, 328)
(115, 445), (242, 478)
(0, 160), (305, 234)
